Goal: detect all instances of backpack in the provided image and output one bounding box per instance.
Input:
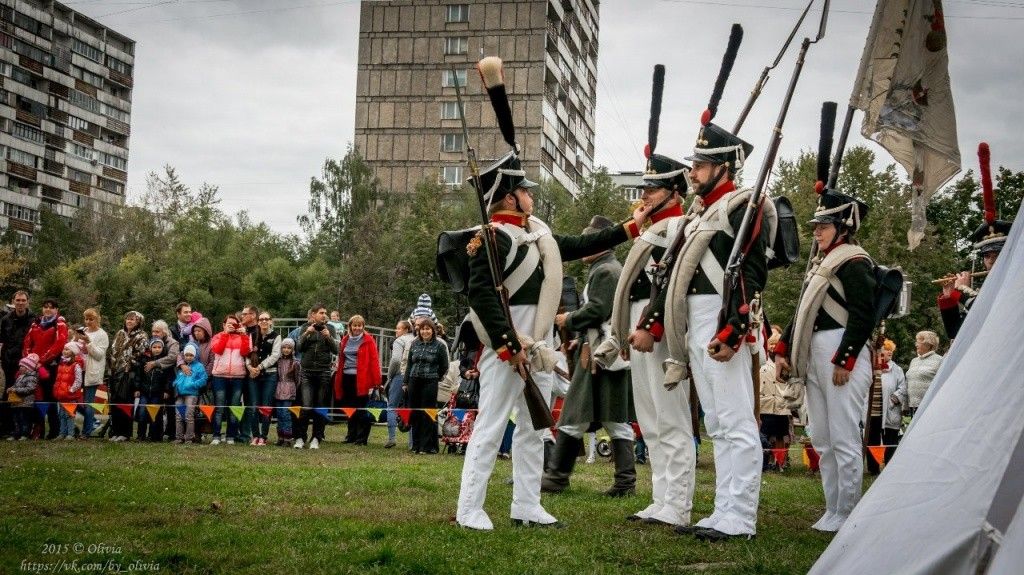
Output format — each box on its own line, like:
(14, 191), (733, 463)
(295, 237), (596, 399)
(436, 227), (481, 295)
(455, 376), (479, 409)
(767, 196), (800, 270)
(872, 265), (906, 326)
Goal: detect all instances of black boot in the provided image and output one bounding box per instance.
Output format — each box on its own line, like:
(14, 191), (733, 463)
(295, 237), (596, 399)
(606, 438), (637, 497)
(543, 439), (555, 472)
(541, 433), (583, 493)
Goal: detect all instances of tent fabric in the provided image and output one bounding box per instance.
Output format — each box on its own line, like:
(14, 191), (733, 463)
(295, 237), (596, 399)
(811, 198), (1024, 575)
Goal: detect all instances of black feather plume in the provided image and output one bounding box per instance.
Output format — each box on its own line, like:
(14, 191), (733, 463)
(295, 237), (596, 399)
(706, 23), (743, 123)
(648, 65), (665, 157)
(487, 84), (516, 149)
(817, 101), (837, 186)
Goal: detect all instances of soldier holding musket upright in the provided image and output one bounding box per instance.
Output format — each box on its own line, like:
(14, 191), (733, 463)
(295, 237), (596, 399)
(937, 143), (1014, 341)
(593, 64), (697, 529)
(454, 57), (648, 531)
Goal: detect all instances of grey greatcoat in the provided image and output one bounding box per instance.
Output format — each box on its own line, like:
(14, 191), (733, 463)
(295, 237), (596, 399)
(559, 253), (635, 428)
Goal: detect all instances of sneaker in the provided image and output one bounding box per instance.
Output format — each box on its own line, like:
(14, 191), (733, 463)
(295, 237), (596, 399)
(310, 438), (320, 450)
(293, 438), (305, 449)
(257, 438), (266, 446)
(210, 438), (222, 446)
(226, 438), (235, 445)
(383, 441), (396, 449)
(586, 456), (596, 464)
(250, 438), (259, 446)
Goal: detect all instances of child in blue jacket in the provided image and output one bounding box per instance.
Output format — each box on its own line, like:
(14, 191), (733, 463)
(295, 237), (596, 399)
(174, 344), (208, 444)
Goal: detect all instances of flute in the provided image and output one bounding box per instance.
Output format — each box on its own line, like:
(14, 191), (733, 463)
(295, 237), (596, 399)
(930, 271), (988, 284)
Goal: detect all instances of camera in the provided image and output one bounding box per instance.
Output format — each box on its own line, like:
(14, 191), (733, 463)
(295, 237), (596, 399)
(313, 323), (326, 331)
(75, 326), (87, 334)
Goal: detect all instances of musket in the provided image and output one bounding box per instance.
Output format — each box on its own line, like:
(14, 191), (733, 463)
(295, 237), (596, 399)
(732, 0), (817, 134)
(452, 62), (555, 431)
(719, 1), (829, 336)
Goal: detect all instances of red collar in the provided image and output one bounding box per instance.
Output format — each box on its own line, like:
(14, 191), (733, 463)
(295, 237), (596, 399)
(823, 238), (848, 255)
(702, 180), (736, 208)
(490, 210), (528, 227)
(881, 361), (890, 371)
(650, 203), (684, 224)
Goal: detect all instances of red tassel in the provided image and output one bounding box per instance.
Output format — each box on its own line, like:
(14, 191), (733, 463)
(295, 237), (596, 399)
(644, 143), (651, 159)
(814, 180), (825, 194)
(979, 142), (995, 225)
(700, 108), (712, 126)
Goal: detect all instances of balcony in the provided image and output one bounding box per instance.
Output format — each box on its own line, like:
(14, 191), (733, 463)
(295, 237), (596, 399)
(106, 117), (130, 136)
(7, 161), (38, 181)
(72, 130), (94, 147)
(16, 109), (41, 126)
(69, 180), (90, 195)
(8, 218), (34, 234)
(42, 158), (64, 176)
(108, 69), (133, 88)
(102, 165), (127, 182)
(48, 82), (70, 98)
(19, 55), (43, 75)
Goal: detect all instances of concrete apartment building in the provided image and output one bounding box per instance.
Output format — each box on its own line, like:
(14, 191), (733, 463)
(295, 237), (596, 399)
(0, 0), (132, 245)
(355, 0), (599, 198)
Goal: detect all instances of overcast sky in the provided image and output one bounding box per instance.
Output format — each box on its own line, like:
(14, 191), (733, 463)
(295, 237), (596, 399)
(69, 0), (1024, 235)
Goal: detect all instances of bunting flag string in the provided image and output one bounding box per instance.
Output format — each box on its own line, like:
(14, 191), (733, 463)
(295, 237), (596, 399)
(60, 402), (77, 417)
(424, 409), (438, 422)
(867, 445), (888, 467)
(199, 405), (216, 422)
(287, 406), (302, 418)
(228, 406), (244, 420)
(257, 407), (274, 418)
(176, 404), (188, 418)
(146, 405), (162, 422)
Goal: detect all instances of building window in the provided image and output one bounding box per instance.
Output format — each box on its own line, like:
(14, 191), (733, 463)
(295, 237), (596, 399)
(68, 115), (91, 132)
(6, 147), (38, 167)
(441, 133), (465, 153)
(542, 136), (557, 159)
(441, 102), (463, 120)
(445, 4), (469, 23)
(3, 202), (40, 223)
(106, 55), (132, 76)
(441, 166), (464, 185)
(69, 143), (95, 162)
(12, 122), (44, 144)
(623, 187), (642, 202)
(68, 167), (92, 184)
(9, 66), (38, 89)
(444, 37), (468, 55)
(102, 103), (130, 123)
(69, 89), (102, 114)
(71, 65), (105, 88)
(97, 177), (124, 195)
(442, 69), (467, 88)
(99, 151), (127, 170)
(71, 38), (103, 63)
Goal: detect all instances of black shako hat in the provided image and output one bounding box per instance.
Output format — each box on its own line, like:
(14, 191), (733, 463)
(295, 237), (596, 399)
(468, 150), (538, 206)
(970, 220), (1012, 254)
(638, 153), (689, 193)
(686, 121), (754, 170)
(808, 188), (869, 231)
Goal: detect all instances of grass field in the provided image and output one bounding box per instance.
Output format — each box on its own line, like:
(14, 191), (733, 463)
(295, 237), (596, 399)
(0, 424), (843, 574)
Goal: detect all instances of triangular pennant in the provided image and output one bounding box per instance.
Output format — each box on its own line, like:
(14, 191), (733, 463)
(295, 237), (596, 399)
(773, 448), (787, 468)
(115, 403), (133, 417)
(176, 404), (187, 418)
(341, 407), (356, 418)
(396, 408), (412, 425)
(199, 405), (215, 421)
(367, 408), (382, 422)
(802, 447), (810, 468)
(94, 384), (108, 404)
(89, 402), (107, 415)
(313, 407), (329, 419)
(288, 406), (302, 418)
(868, 445), (886, 467)
(453, 409), (466, 423)
(146, 405), (161, 422)
(228, 406), (244, 420)
(258, 407), (273, 418)
(35, 403), (50, 418)
(61, 402), (77, 417)
(425, 409), (438, 422)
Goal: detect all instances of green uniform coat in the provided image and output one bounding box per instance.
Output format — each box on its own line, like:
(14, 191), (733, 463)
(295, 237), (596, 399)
(559, 253), (636, 428)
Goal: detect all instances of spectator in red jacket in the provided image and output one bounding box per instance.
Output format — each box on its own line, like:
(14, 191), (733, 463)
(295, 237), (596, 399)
(22, 297), (67, 439)
(334, 315), (381, 446)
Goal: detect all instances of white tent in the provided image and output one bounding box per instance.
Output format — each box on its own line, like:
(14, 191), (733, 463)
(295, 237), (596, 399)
(811, 198), (1024, 575)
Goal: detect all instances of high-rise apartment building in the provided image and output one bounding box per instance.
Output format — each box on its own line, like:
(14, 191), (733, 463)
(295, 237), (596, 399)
(0, 0), (133, 244)
(355, 0), (598, 197)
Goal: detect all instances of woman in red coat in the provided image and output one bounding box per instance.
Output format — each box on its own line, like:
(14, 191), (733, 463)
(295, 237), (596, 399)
(334, 315), (381, 445)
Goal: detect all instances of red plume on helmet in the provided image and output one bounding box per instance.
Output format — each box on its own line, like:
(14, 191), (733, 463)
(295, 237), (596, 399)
(979, 142), (995, 225)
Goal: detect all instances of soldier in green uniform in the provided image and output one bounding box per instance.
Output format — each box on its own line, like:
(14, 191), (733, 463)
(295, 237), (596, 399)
(542, 215), (637, 498)
(455, 151), (647, 531)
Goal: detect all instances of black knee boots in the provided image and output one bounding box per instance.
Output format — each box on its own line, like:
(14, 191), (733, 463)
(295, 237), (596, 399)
(541, 433), (583, 493)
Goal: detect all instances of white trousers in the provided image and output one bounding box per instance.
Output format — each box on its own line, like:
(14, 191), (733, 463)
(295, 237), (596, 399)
(456, 305), (555, 529)
(687, 294), (761, 535)
(559, 421), (633, 440)
(805, 328), (871, 523)
(628, 300), (695, 525)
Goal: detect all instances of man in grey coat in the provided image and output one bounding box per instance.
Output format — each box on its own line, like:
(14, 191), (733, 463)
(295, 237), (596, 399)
(542, 216), (636, 497)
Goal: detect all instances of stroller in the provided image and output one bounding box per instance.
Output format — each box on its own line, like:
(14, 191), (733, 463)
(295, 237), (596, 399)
(440, 357), (479, 454)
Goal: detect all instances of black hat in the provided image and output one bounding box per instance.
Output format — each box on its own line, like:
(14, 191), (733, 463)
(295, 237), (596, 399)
(469, 150), (538, 205)
(686, 121), (754, 170)
(808, 189), (869, 231)
(970, 220), (1012, 254)
(638, 153), (689, 193)
(582, 215), (615, 235)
